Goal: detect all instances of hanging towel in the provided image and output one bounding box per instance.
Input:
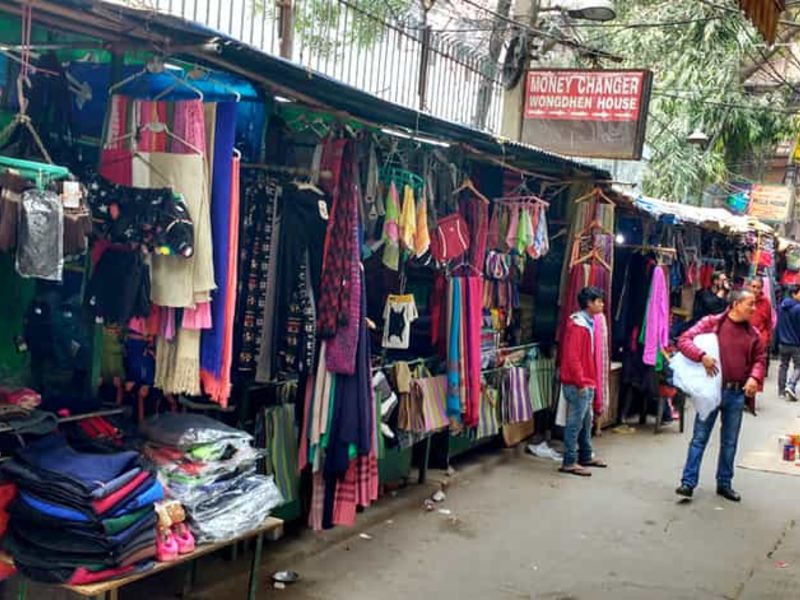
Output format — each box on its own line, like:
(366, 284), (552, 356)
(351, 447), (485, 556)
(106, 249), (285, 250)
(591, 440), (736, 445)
(200, 102), (238, 405)
(399, 184), (417, 251)
(381, 182), (401, 271)
(505, 206), (520, 251)
(414, 190), (430, 257)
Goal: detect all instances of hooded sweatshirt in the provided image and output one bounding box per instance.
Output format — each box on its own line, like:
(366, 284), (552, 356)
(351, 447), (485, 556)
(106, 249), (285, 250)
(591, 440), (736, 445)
(777, 296), (800, 347)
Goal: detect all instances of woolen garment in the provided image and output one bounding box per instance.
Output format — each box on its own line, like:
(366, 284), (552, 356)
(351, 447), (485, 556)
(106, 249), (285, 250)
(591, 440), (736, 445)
(254, 189), (283, 382)
(318, 139), (356, 338)
(677, 311), (767, 385)
(643, 266), (669, 366)
(154, 328), (202, 396)
(593, 313), (610, 415)
(87, 247), (151, 325)
(463, 275), (483, 427)
(134, 152), (215, 307)
(325, 217), (361, 374)
(446, 277), (462, 420)
(459, 191), (489, 270)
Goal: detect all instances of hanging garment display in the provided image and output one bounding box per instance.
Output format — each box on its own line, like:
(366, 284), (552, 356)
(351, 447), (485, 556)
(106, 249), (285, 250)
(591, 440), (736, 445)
(458, 189), (488, 270)
(16, 189), (64, 281)
(476, 383), (500, 440)
(382, 294), (418, 350)
(272, 184), (329, 377)
(528, 353), (555, 413)
(399, 183), (417, 251)
(200, 102), (239, 406)
(258, 402), (299, 505)
(430, 213), (469, 263)
(0, 171), (32, 251)
(642, 265), (669, 367)
(240, 174), (281, 380)
(407, 368), (448, 433)
(86, 175), (194, 257)
(414, 190), (430, 257)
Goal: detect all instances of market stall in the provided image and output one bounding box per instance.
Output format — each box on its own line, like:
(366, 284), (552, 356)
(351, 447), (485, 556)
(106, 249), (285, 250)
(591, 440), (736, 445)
(0, 0), (613, 592)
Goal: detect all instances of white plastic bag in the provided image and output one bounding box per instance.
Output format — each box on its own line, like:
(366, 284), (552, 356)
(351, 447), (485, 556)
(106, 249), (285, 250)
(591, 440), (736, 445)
(670, 333), (721, 421)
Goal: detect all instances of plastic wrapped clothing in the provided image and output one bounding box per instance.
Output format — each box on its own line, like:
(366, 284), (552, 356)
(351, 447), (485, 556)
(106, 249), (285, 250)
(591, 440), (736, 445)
(187, 474), (282, 543)
(16, 189), (63, 281)
(139, 413), (252, 449)
(670, 333), (721, 421)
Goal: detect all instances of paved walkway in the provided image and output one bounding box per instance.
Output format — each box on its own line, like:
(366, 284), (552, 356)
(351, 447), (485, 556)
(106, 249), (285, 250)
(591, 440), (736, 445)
(251, 380), (800, 600)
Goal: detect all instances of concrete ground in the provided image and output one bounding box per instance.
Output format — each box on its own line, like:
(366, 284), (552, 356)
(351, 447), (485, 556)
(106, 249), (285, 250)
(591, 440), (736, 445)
(9, 379), (800, 600)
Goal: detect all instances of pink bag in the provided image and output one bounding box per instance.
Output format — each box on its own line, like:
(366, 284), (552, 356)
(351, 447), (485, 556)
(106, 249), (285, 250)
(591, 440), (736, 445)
(430, 213), (470, 262)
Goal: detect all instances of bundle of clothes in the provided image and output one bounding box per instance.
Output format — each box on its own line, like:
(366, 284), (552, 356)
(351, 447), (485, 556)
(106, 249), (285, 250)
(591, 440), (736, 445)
(140, 413), (282, 543)
(2, 434), (163, 584)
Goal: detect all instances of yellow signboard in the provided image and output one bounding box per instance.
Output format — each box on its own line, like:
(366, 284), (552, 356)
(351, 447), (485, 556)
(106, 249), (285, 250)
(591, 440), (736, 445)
(748, 184), (792, 223)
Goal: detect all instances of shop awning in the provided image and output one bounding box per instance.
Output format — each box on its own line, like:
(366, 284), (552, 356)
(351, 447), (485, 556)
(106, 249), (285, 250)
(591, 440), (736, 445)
(0, 0), (611, 182)
(628, 195), (775, 236)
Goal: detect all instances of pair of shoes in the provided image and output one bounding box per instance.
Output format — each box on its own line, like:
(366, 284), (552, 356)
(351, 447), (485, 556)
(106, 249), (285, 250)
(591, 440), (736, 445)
(717, 487), (741, 502)
(675, 484), (693, 498)
(156, 523), (196, 561)
(786, 387), (798, 402)
(526, 442), (562, 462)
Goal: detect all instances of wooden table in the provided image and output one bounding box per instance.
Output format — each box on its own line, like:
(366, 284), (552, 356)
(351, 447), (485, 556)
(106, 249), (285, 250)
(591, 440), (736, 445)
(14, 517), (284, 600)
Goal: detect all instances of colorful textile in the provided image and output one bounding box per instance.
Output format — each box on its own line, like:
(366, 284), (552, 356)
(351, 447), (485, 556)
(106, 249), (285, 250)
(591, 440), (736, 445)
(200, 102), (238, 405)
(642, 266), (669, 366)
(317, 140), (355, 338)
(414, 191), (431, 257)
(593, 313), (610, 415)
(446, 277), (462, 420)
(477, 384), (500, 439)
(463, 275), (483, 427)
(399, 184), (417, 251)
(502, 366), (533, 424)
(381, 182), (401, 271)
(262, 404), (299, 504)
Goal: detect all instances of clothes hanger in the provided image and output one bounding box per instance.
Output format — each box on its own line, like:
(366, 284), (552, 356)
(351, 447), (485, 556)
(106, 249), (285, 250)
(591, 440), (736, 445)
(109, 57), (204, 101)
(186, 66), (241, 102)
(99, 150), (172, 185)
(105, 121), (204, 156)
(573, 186), (615, 205)
(452, 177), (489, 204)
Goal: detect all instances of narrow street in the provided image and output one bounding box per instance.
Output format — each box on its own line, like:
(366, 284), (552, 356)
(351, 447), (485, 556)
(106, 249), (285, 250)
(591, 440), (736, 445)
(194, 378), (800, 600)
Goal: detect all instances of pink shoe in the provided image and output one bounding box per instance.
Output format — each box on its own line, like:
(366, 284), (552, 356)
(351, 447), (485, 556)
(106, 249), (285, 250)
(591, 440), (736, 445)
(156, 527), (179, 562)
(172, 522), (196, 554)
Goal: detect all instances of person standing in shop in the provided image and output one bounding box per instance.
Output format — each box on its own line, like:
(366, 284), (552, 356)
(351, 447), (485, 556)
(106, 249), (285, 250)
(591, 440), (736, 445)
(558, 286), (608, 477)
(675, 289), (766, 503)
(777, 285), (800, 400)
(693, 271), (730, 322)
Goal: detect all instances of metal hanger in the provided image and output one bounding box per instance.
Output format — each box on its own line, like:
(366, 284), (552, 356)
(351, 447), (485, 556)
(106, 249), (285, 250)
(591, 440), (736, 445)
(105, 121), (204, 156)
(109, 57), (204, 102)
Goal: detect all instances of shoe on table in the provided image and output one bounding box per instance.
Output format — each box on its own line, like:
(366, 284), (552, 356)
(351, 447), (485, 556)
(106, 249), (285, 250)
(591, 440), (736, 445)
(675, 484), (693, 498)
(717, 487), (741, 502)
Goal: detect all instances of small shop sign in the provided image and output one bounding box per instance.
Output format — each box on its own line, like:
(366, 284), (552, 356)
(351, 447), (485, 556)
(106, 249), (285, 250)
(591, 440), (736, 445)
(521, 69), (653, 160)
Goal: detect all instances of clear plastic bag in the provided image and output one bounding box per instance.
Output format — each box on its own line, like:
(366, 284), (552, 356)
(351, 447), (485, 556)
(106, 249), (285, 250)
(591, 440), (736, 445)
(187, 474), (283, 543)
(140, 413), (252, 449)
(16, 189), (63, 281)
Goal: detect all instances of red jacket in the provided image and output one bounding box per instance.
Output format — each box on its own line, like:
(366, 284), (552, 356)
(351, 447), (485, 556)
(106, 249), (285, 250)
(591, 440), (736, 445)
(560, 313), (597, 389)
(677, 311), (767, 385)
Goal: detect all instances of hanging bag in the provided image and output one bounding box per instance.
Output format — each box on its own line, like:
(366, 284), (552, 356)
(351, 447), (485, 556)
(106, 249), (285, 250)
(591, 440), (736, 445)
(430, 213), (469, 262)
(410, 366), (449, 433)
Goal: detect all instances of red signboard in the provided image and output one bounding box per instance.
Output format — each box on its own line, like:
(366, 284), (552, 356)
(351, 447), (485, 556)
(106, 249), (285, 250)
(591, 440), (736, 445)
(525, 71), (645, 122)
(521, 69), (653, 160)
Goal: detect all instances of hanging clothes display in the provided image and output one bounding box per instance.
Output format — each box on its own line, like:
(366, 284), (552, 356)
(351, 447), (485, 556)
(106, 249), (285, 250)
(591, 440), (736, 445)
(200, 102), (240, 406)
(382, 294), (418, 350)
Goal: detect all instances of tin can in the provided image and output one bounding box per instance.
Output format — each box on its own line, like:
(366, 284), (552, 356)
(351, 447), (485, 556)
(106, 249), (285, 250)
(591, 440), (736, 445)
(784, 444), (796, 462)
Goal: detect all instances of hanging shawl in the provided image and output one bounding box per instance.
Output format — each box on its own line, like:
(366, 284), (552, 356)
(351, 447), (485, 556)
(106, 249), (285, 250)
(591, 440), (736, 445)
(593, 313), (610, 416)
(200, 102), (238, 405)
(381, 182), (401, 271)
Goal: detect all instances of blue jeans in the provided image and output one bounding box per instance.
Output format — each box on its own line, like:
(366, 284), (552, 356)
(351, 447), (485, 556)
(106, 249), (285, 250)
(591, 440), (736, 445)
(681, 389), (745, 489)
(562, 385), (594, 467)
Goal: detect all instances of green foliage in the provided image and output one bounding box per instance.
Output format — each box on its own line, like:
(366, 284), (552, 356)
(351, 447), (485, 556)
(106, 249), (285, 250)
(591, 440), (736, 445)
(583, 1), (798, 202)
(258, 0), (414, 57)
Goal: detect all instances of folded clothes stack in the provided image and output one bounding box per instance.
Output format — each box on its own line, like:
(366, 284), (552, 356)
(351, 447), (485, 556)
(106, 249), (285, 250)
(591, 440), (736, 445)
(141, 414), (282, 543)
(2, 434), (163, 584)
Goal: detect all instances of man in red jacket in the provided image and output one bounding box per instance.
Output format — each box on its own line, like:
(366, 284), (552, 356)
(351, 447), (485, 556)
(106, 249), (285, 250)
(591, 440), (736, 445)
(675, 289), (766, 502)
(559, 287), (607, 477)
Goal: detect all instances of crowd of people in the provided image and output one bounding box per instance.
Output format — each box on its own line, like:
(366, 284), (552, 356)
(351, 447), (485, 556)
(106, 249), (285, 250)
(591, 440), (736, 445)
(558, 272), (795, 504)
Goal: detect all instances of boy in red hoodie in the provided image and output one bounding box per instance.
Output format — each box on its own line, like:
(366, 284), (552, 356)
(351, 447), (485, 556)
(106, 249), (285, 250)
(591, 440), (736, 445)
(559, 287), (608, 477)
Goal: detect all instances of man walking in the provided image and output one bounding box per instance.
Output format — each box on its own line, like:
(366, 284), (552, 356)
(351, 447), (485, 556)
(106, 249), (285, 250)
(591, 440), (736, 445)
(675, 289), (766, 502)
(777, 285), (800, 400)
(693, 271), (729, 322)
(559, 287), (607, 477)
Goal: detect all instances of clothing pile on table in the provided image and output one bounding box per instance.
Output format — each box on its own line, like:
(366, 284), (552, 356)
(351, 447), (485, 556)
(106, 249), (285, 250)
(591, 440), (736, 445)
(140, 413), (282, 543)
(2, 434), (163, 584)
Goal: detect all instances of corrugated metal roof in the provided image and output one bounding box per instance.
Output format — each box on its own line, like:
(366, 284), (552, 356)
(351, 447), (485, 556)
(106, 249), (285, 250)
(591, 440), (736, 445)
(0, 0), (610, 180)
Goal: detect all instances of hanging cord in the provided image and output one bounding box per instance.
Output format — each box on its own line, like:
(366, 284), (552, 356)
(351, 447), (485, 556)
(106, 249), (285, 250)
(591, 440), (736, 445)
(0, 1), (53, 165)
